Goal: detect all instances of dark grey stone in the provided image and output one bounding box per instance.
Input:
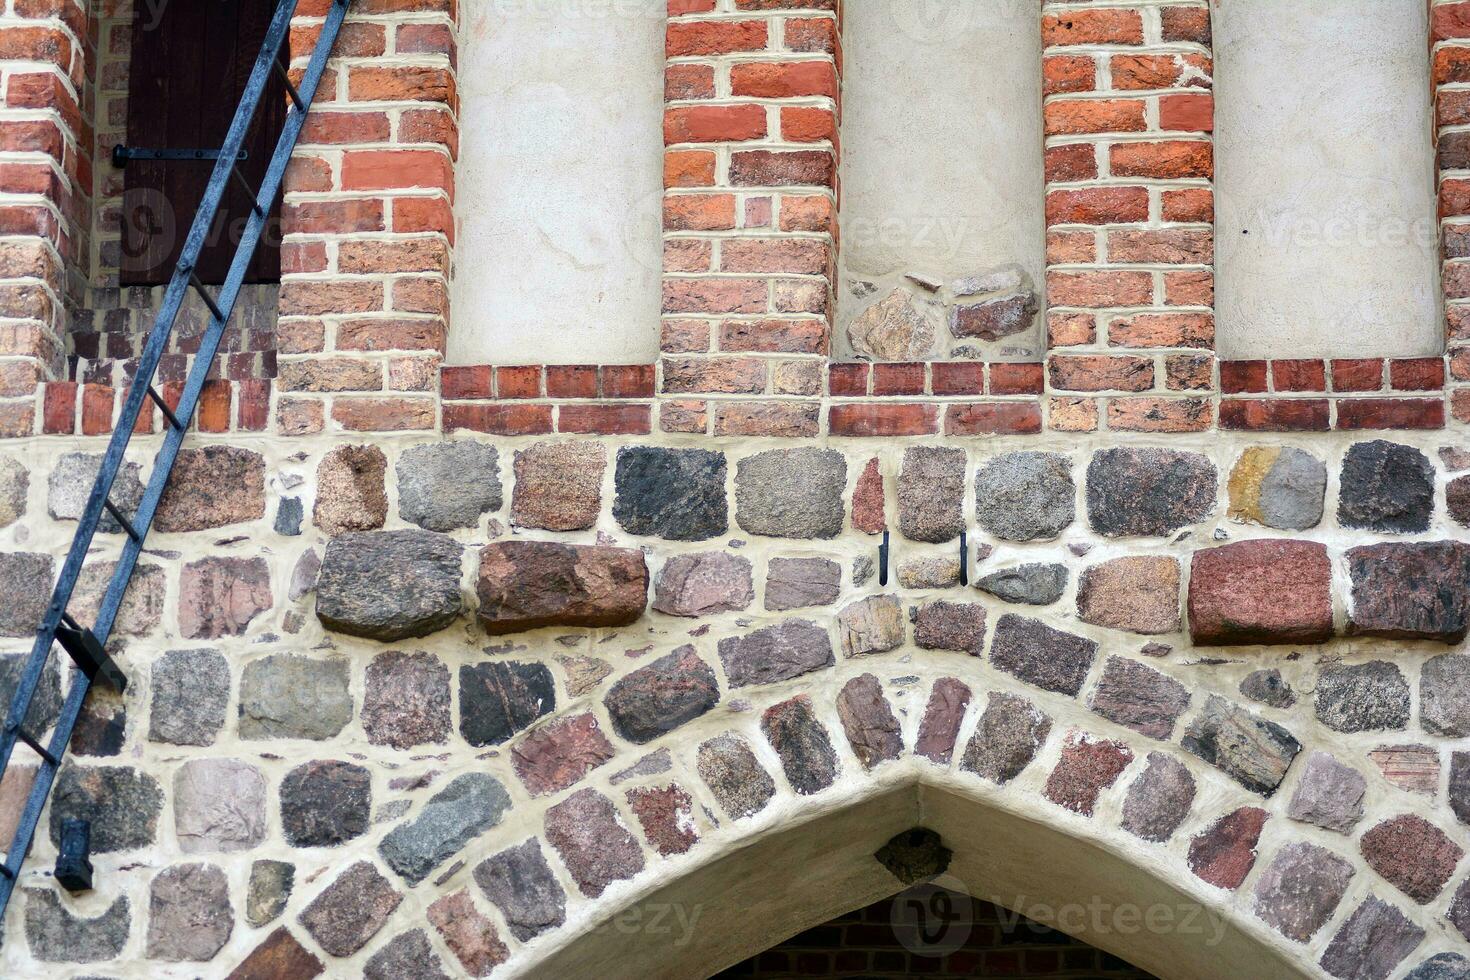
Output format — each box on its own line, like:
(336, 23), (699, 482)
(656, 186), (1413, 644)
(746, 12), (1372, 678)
(974, 452), (1074, 542)
(762, 696), (839, 795)
(1348, 541), (1470, 643)
(989, 614), (1097, 697)
(397, 442), (501, 532)
(245, 860), (294, 927)
(1181, 695), (1301, 796)
(613, 446), (728, 541)
(698, 733), (776, 819)
(239, 654), (351, 741)
(274, 496), (303, 536)
(472, 839), (567, 942)
(1086, 447), (1216, 537)
(960, 692), (1051, 785)
(1240, 668), (1296, 708)
(0, 552), (52, 637)
(315, 529), (463, 641)
(718, 619), (834, 688)
(1407, 954), (1470, 980)
(366, 930), (450, 980)
(24, 889), (129, 962)
(281, 760), (371, 848)
(975, 563), (1068, 605)
(49, 765), (162, 852)
(1319, 897), (1425, 980)
(0, 652), (60, 734)
(603, 647), (720, 744)
(898, 446), (966, 543)
(1259, 447), (1327, 530)
(459, 660), (555, 747)
(1338, 440), (1435, 534)
(1121, 752), (1196, 843)
(764, 557), (841, 611)
(149, 648), (228, 746)
(734, 448), (846, 539)
(379, 773), (511, 885)
(1315, 661), (1410, 733)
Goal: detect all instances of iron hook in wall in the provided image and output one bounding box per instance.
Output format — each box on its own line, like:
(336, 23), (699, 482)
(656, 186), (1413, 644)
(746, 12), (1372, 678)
(878, 530), (889, 587)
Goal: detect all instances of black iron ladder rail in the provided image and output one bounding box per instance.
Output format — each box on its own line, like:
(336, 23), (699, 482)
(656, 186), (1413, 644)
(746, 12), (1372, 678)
(0, 0), (352, 921)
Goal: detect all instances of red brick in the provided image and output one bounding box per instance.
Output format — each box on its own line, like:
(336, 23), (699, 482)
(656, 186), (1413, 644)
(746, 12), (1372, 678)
(1042, 9), (1144, 46)
(1271, 359), (1326, 392)
(1163, 188), (1213, 223)
(1331, 359), (1384, 392)
(237, 379), (271, 432)
(731, 61), (837, 99)
(348, 66), (454, 103)
(829, 403), (938, 438)
(663, 104), (766, 144)
(665, 149), (716, 188)
(1048, 230), (1096, 265)
(1044, 143), (1098, 183)
(1109, 313), (1213, 349)
(663, 278), (768, 315)
(784, 17), (837, 55)
(546, 365), (599, 399)
(662, 356), (766, 394)
(1049, 354), (1153, 393)
(331, 397), (434, 432)
(1043, 55), (1095, 97)
(445, 403), (553, 435)
(1108, 228), (1213, 265)
(1389, 357), (1446, 392)
(666, 19), (767, 57)
(1045, 99), (1147, 136)
(1161, 6), (1212, 45)
(1159, 93), (1213, 132)
(558, 403), (651, 435)
(990, 362), (1046, 396)
(41, 380), (73, 433)
(196, 381), (231, 434)
(1049, 312), (1097, 348)
(729, 149), (835, 187)
(1219, 399), (1330, 432)
(1050, 396), (1099, 432)
(601, 365), (656, 399)
(1047, 270), (1153, 308)
(1046, 186), (1149, 226)
(931, 362), (985, 397)
(713, 402), (820, 438)
(828, 362), (867, 397)
(1107, 397), (1212, 433)
(496, 365), (542, 399)
(80, 384), (113, 435)
(1337, 398), (1446, 431)
(666, 63), (716, 102)
(721, 238), (830, 275)
(1110, 140), (1212, 179)
(342, 149), (452, 194)
(871, 363), (924, 396)
(780, 106), (835, 143)
(719, 318), (827, 354)
(946, 402), (1042, 436)
(1163, 269), (1213, 307)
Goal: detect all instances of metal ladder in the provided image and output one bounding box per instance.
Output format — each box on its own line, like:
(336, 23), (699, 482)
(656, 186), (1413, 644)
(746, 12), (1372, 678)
(0, 0), (351, 921)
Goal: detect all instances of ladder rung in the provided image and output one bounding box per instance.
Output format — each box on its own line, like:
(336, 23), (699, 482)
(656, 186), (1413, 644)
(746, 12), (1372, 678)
(147, 385), (183, 431)
(273, 60), (304, 112)
(188, 271), (226, 323)
(10, 726), (57, 767)
(230, 163), (264, 217)
(102, 498), (140, 541)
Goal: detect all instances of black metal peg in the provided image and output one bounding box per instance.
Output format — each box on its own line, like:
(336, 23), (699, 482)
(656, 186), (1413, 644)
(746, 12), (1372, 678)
(878, 530), (889, 587)
(959, 530), (969, 586)
(55, 820), (92, 892)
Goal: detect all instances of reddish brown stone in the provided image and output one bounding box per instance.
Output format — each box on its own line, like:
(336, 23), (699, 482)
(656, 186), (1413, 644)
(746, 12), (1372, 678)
(1043, 732), (1133, 816)
(226, 926), (323, 980)
(544, 789), (645, 897)
(1360, 814), (1464, 904)
(852, 456), (886, 534)
(1187, 540), (1333, 646)
(916, 678), (972, 765)
(179, 556), (272, 639)
(477, 541), (648, 635)
(313, 444), (387, 534)
(154, 446), (266, 532)
(427, 890), (508, 977)
(511, 441), (605, 532)
(298, 861), (401, 957)
(835, 673), (903, 769)
(1077, 556), (1180, 635)
(511, 713), (615, 797)
(626, 784), (698, 856)
(1189, 807), (1267, 890)
(1347, 541), (1470, 643)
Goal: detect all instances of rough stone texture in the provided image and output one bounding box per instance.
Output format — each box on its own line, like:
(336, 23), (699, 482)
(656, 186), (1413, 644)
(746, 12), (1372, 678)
(179, 555), (272, 639)
(49, 765), (162, 852)
(1188, 806), (1267, 890)
(246, 860), (294, 927)
(613, 446), (727, 541)
(1187, 539), (1333, 646)
(1452, 752), (1470, 825)
(1043, 733), (1133, 815)
(736, 448), (846, 539)
(70, 559), (165, 636)
(1451, 476), (1470, 528)
(155, 445), (266, 531)
(961, 692), (1052, 785)
(557, 655), (611, 698)
(363, 650), (451, 749)
(975, 563), (1068, 606)
(1228, 446), (1327, 530)
(289, 547), (321, 601)
(1348, 541), (1470, 643)
(146, 863), (234, 961)
(1407, 953), (1470, 980)
(1182, 695), (1301, 796)
(23, 889), (129, 963)
(239, 654), (352, 741)
(1319, 898), (1426, 980)
(848, 287), (939, 360)
(427, 889), (508, 977)
(951, 291), (1037, 341)
(1315, 661), (1410, 733)
(652, 551), (753, 617)
(512, 440), (605, 531)
(473, 839), (566, 942)
(1252, 842), (1355, 942)
(0, 654), (61, 734)
(459, 661), (555, 747)
(1338, 440), (1436, 533)
(1240, 668), (1296, 708)
(314, 444), (388, 534)
(914, 600), (987, 655)
(836, 673), (903, 769)
(604, 647), (720, 744)
(173, 758), (267, 853)
(764, 557), (841, 611)
(276, 496), (303, 535)
(898, 446), (965, 543)
(366, 930), (450, 980)
(397, 442), (501, 531)
(838, 594), (905, 657)
(149, 648), (229, 746)
(718, 619), (834, 688)
(511, 713), (615, 796)
(380, 773), (511, 885)
(627, 784), (698, 856)
(974, 452), (1074, 541)
(48, 451), (143, 534)
(1424, 653), (1470, 736)
(281, 760), (371, 848)
(762, 695), (839, 795)
(698, 734), (776, 819)
(611, 749), (672, 785)
(1077, 557), (1180, 634)
(1373, 745), (1440, 796)
(228, 925), (324, 980)
(989, 614), (1097, 697)
(477, 540), (647, 634)
(544, 789), (645, 897)
(1086, 447), (1216, 537)
(1088, 657), (1191, 740)
(916, 677), (972, 764)
(1452, 879), (1470, 945)
(298, 860), (402, 958)
(852, 456), (886, 534)
(1360, 814), (1463, 904)
(897, 555), (961, 589)
(1288, 752), (1367, 834)
(0, 455), (26, 528)
(1121, 752), (1196, 843)
(0, 552), (51, 636)
(316, 530), (463, 641)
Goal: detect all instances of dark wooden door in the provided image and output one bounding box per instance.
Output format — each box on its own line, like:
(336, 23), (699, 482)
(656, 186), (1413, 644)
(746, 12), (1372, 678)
(122, 0), (287, 286)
